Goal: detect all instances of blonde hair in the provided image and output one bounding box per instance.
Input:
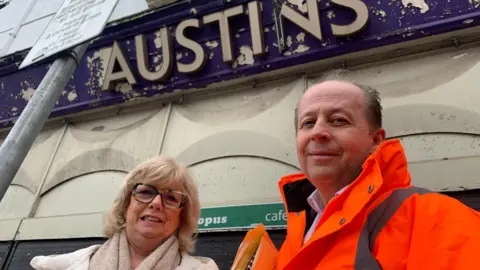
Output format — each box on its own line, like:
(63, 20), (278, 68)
(104, 156), (200, 253)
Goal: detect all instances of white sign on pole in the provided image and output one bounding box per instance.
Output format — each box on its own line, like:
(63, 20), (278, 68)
(19, 0), (119, 69)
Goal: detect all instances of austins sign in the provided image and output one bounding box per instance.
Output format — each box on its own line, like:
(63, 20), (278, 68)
(102, 0), (369, 91)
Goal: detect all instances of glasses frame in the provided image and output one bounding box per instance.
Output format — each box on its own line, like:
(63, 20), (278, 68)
(132, 183), (186, 209)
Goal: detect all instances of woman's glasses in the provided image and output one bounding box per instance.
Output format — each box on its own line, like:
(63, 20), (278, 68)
(132, 183), (185, 209)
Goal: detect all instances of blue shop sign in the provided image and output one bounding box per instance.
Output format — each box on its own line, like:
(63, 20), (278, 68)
(0, 0), (479, 128)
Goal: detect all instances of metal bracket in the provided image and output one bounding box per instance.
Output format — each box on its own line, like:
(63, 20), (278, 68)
(272, 0), (286, 53)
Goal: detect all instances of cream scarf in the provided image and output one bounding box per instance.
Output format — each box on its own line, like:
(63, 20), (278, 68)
(89, 231), (181, 270)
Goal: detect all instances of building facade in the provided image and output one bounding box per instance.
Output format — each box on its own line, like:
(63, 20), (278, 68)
(1, 0), (480, 268)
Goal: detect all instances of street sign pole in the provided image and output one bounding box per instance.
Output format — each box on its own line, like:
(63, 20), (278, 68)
(0, 0), (119, 203)
(0, 43), (88, 202)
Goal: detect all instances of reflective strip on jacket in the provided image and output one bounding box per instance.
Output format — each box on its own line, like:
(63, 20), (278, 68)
(276, 139), (480, 270)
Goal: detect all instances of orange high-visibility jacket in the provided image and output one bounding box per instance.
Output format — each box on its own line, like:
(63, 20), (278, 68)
(277, 139), (480, 270)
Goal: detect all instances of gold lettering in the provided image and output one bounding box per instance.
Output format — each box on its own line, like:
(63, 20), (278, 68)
(203, 5), (244, 63)
(280, 0), (322, 41)
(102, 41), (137, 91)
(135, 28), (173, 81)
(248, 1), (265, 55)
(176, 19), (206, 73)
(330, 0), (369, 36)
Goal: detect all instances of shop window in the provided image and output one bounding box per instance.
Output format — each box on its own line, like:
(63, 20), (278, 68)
(146, 0), (177, 9)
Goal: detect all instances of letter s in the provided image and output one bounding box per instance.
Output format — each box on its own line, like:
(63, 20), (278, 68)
(330, 0), (369, 36)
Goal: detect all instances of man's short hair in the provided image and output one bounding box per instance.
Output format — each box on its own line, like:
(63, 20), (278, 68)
(294, 70), (383, 131)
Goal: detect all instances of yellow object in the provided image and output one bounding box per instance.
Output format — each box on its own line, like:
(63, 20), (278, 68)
(230, 224), (278, 270)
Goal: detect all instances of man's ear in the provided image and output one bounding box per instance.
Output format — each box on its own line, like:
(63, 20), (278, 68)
(370, 128), (386, 154)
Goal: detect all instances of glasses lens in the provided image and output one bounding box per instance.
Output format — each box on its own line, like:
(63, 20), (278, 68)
(134, 184), (157, 203)
(161, 190), (184, 208)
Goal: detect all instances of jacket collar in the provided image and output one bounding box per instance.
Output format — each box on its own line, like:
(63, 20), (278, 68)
(278, 139), (411, 213)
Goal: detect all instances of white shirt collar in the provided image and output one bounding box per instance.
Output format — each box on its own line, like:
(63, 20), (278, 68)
(307, 185), (348, 214)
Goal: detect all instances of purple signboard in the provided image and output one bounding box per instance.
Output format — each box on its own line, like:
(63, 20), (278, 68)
(0, 0), (479, 128)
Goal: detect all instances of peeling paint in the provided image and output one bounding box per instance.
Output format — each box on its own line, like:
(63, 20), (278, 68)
(327, 11), (336, 19)
(154, 30), (162, 49)
(67, 91), (78, 102)
(205, 40), (219, 49)
(176, 53), (183, 60)
(402, 0), (429, 13)
(286, 36), (293, 47)
(470, 0), (480, 8)
(21, 87), (35, 101)
(287, 0), (307, 13)
(282, 32), (310, 55)
(264, 27), (269, 32)
(115, 83), (133, 94)
(190, 8), (197, 14)
(463, 19), (474, 24)
(153, 55), (162, 64)
(232, 46), (254, 68)
(235, 33), (240, 38)
(377, 10), (387, 17)
(209, 52), (214, 59)
(154, 62), (163, 72)
(296, 32), (305, 43)
(85, 47), (113, 92)
(294, 44), (310, 53)
(152, 85), (165, 90)
(11, 107), (17, 112)
(114, 83), (141, 99)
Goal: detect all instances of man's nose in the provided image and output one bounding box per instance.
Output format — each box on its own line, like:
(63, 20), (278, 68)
(311, 120), (332, 142)
(149, 194), (164, 210)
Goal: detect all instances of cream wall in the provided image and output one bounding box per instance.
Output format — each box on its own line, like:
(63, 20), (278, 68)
(165, 78), (303, 207)
(1, 44), (480, 240)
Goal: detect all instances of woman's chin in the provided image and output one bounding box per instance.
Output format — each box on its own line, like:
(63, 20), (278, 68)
(137, 229), (163, 240)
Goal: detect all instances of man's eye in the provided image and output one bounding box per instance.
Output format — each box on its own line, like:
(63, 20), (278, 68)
(301, 120), (315, 127)
(332, 118), (347, 124)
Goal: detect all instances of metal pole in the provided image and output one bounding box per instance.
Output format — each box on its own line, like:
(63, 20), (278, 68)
(0, 43), (89, 202)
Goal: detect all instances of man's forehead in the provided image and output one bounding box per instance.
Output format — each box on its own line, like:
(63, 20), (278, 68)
(299, 81), (364, 109)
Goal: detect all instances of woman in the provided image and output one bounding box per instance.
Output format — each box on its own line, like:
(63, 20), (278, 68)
(30, 156), (218, 270)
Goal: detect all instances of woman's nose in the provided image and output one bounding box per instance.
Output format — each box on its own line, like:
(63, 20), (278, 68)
(149, 194), (164, 210)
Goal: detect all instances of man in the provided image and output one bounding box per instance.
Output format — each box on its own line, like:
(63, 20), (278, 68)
(276, 80), (480, 269)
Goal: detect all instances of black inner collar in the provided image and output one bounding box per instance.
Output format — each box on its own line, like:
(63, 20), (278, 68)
(282, 178), (316, 212)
